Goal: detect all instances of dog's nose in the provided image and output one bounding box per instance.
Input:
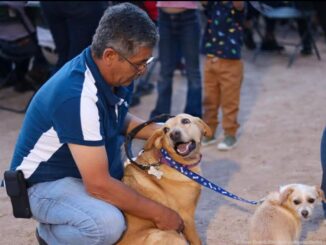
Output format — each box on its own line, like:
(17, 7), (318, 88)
(301, 210), (309, 218)
(170, 130), (181, 142)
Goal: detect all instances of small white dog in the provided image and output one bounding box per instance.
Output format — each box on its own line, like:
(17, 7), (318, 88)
(249, 184), (325, 245)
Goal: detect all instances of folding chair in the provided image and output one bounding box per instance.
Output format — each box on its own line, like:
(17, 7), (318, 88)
(249, 1), (321, 68)
(0, 2), (39, 113)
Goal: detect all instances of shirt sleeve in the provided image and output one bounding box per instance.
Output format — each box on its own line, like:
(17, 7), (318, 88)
(52, 97), (105, 146)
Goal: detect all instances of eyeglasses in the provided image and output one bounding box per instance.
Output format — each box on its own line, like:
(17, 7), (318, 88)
(111, 47), (155, 74)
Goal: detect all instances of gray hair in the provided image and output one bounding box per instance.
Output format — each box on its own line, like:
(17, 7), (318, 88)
(91, 3), (158, 58)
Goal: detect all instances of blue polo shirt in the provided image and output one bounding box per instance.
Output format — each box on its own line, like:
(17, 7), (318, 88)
(9, 47), (133, 186)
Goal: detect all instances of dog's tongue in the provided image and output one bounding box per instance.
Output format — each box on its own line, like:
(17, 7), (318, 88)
(177, 142), (192, 155)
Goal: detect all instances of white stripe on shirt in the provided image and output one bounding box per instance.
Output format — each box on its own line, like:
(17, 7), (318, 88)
(80, 66), (102, 141)
(16, 127), (62, 178)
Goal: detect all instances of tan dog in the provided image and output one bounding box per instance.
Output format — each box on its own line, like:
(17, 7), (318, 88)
(117, 113), (212, 245)
(249, 184), (325, 245)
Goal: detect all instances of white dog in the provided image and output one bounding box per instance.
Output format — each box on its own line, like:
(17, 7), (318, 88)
(249, 184), (325, 245)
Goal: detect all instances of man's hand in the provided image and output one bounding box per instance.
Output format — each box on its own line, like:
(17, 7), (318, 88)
(154, 207), (185, 232)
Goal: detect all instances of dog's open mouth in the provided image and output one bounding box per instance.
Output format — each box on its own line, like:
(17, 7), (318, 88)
(174, 140), (196, 156)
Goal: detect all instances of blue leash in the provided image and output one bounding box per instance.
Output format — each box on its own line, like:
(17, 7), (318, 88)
(123, 114), (262, 206)
(160, 149), (262, 205)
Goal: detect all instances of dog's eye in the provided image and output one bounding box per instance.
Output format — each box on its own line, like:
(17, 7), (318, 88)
(307, 198), (315, 204)
(293, 199), (301, 205)
(163, 127), (169, 134)
(181, 118), (190, 124)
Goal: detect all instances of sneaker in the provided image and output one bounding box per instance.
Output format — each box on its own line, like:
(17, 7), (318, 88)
(35, 228), (47, 245)
(217, 135), (237, 151)
(202, 136), (217, 146)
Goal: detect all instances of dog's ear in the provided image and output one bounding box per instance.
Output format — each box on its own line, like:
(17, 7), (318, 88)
(314, 186), (326, 201)
(195, 118), (212, 138)
(279, 187), (294, 205)
(143, 129), (165, 150)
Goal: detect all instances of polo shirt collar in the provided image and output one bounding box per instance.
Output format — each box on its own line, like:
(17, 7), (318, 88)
(84, 47), (131, 106)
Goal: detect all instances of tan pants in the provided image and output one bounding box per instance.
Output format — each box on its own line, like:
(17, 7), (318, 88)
(203, 57), (243, 136)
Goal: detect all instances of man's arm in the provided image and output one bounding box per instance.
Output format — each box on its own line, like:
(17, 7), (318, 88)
(68, 143), (184, 231)
(123, 112), (162, 140)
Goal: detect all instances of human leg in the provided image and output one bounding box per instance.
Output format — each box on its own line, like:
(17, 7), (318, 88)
(261, 18), (284, 51)
(313, 2), (326, 39)
(28, 177), (126, 245)
(297, 18), (312, 55)
(202, 57), (220, 138)
(179, 10), (202, 118)
(243, 3), (259, 50)
(66, 2), (106, 60)
(150, 10), (177, 118)
(40, 2), (69, 71)
(13, 59), (33, 92)
(25, 47), (51, 89)
(216, 59), (243, 151)
(0, 57), (12, 79)
(219, 59), (243, 137)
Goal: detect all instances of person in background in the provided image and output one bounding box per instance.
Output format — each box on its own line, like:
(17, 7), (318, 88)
(201, 1), (244, 151)
(243, 2), (258, 50)
(128, 1), (158, 107)
(313, 2), (326, 41)
(243, 2), (284, 52)
(8, 3), (184, 244)
(150, 1), (202, 119)
(247, 1), (315, 55)
(0, 1), (50, 92)
(40, 1), (107, 73)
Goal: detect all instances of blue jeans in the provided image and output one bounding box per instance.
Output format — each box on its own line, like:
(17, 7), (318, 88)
(28, 177), (126, 245)
(321, 128), (326, 217)
(150, 9), (202, 119)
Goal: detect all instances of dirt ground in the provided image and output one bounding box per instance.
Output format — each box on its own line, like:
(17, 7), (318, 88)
(1, 38), (326, 244)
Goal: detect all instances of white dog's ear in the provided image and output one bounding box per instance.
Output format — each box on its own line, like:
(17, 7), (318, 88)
(279, 187), (294, 205)
(314, 186), (326, 201)
(195, 118), (212, 138)
(144, 129), (164, 150)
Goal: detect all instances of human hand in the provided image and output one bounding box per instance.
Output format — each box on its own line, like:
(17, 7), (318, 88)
(153, 207), (185, 233)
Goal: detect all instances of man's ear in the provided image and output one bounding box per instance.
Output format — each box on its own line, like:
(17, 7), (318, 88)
(314, 186), (326, 201)
(103, 48), (117, 65)
(196, 118), (212, 138)
(279, 187), (294, 205)
(144, 129), (164, 150)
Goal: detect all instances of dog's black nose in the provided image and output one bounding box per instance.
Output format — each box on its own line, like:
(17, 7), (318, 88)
(170, 130), (181, 142)
(301, 210), (309, 218)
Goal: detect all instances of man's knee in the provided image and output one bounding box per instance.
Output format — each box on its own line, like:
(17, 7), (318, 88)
(100, 210), (126, 244)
